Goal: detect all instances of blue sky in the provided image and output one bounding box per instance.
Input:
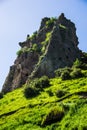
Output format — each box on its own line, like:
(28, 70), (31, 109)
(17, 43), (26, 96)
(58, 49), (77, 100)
(0, 0), (87, 90)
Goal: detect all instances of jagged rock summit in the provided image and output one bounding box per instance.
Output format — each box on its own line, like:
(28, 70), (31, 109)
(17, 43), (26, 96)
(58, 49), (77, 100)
(2, 13), (81, 93)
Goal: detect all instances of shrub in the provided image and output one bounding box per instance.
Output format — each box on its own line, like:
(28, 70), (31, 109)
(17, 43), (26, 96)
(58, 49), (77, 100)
(55, 66), (84, 80)
(30, 31), (37, 40)
(61, 69), (71, 80)
(24, 76), (50, 98)
(73, 59), (82, 68)
(73, 58), (87, 70)
(70, 68), (83, 79)
(33, 76), (50, 90)
(46, 17), (56, 28)
(55, 67), (71, 78)
(41, 106), (64, 127)
(32, 43), (40, 52)
(81, 63), (87, 70)
(72, 126), (78, 130)
(47, 89), (53, 96)
(16, 49), (23, 56)
(24, 85), (39, 98)
(38, 76), (50, 88)
(56, 90), (65, 98)
(81, 52), (87, 64)
(55, 68), (63, 77)
(0, 92), (3, 99)
(16, 47), (31, 56)
(83, 126), (87, 130)
(17, 43), (40, 57)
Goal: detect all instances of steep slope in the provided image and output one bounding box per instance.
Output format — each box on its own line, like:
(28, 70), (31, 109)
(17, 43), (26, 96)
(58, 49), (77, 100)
(2, 13), (81, 93)
(0, 71), (87, 130)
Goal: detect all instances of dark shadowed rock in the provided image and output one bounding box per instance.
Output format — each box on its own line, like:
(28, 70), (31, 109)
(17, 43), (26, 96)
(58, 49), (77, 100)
(2, 51), (39, 93)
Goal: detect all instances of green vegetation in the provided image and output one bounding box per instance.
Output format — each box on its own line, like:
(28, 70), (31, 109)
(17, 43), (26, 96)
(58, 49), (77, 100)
(55, 60), (85, 80)
(2, 14), (87, 129)
(60, 68), (71, 80)
(24, 84), (39, 98)
(56, 90), (66, 98)
(17, 31), (52, 57)
(41, 106), (64, 127)
(29, 31), (38, 41)
(41, 32), (52, 53)
(24, 76), (50, 98)
(32, 43), (41, 52)
(46, 17), (56, 28)
(59, 24), (67, 29)
(0, 58), (87, 129)
(17, 43), (40, 56)
(70, 68), (83, 79)
(55, 67), (71, 80)
(73, 58), (82, 68)
(0, 70), (87, 129)
(16, 46), (31, 56)
(55, 67), (70, 77)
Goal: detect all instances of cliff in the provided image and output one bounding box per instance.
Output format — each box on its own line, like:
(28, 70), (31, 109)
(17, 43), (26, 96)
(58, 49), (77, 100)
(2, 13), (81, 93)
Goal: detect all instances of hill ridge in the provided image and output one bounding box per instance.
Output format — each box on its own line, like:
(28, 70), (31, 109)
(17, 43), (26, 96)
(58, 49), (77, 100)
(2, 13), (81, 93)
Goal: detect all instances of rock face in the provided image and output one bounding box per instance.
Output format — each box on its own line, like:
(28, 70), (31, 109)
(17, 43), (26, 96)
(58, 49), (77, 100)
(2, 13), (81, 93)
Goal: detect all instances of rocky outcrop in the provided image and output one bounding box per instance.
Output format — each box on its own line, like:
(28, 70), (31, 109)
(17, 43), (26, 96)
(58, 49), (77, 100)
(29, 19), (80, 78)
(2, 51), (39, 93)
(2, 13), (81, 93)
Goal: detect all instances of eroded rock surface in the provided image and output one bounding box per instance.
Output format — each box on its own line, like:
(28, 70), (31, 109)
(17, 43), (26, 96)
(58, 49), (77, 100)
(2, 13), (81, 93)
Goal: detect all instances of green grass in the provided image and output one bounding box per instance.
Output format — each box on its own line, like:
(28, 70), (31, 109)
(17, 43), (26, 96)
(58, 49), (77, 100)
(59, 24), (67, 29)
(0, 72), (87, 129)
(41, 32), (52, 53)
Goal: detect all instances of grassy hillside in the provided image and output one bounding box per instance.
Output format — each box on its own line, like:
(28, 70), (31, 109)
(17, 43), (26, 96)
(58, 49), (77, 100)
(0, 69), (87, 130)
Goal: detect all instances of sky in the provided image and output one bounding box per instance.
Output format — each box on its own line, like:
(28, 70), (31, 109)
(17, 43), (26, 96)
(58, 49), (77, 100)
(0, 0), (87, 90)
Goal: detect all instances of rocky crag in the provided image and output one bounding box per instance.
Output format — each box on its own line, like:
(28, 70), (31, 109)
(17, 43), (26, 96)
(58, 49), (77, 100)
(2, 13), (81, 93)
